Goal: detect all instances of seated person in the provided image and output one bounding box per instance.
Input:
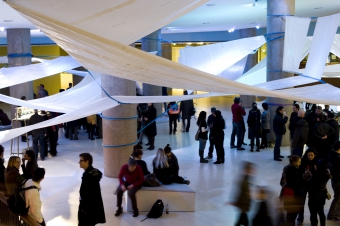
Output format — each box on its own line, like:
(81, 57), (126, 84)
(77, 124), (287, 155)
(115, 158), (144, 218)
(21, 150), (38, 179)
(0, 145), (5, 194)
(4, 156), (25, 196)
(131, 145), (150, 175)
(0, 109), (11, 126)
(152, 148), (172, 184)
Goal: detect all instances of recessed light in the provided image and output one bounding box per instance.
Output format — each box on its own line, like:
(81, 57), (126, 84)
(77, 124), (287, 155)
(314, 7), (323, 9)
(3, 20), (13, 22)
(256, 26), (260, 29)
(0, 27), (4, 32)
(187, 43), (192, 45)
(250, 22), (256, 24)
(206, 4), (215, 7)
(203, 23), (210, 25)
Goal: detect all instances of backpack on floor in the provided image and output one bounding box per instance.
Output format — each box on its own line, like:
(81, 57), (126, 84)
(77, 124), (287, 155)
(141, 199), (164, 222)
(7, 180), (38, 215)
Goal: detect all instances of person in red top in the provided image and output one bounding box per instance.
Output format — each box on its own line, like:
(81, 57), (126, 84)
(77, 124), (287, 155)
(230, 97), (246, 150)
(115, 158), (144, 218)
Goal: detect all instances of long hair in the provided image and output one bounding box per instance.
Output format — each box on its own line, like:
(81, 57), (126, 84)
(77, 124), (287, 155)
(275, 106), (284, 114)
(197, 111), (207, 126)
(6, 156), (20, 171)
(25, 150), (36, 162)
(153, 148), (169, 169)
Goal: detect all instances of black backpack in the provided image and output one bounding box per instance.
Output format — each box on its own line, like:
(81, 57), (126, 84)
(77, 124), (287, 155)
(141, 199), (164, 222)
(7, 180), (38, 215)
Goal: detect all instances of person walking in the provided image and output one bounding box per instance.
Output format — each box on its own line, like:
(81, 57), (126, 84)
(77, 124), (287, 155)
(144, 103), (157, 150)
(273, 106), (288, 161)
(28, 110), (47, 161)
(197, 111), (209, 163)
(291, 110), (309, 157)
(327, 141), (340, 221)
(211, 110), (226, 164)
(78, 153), (106, 225)
(247, 105), (261, 152)
(205, 107), (216, 159)
(180, 90), (194, 132)
(230, 97), (246, 150)
(260, 102), (270, 149)
(167, 101), (180, 134)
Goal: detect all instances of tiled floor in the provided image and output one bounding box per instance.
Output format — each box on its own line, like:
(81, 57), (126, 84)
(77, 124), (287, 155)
(1, 95), (339, 226)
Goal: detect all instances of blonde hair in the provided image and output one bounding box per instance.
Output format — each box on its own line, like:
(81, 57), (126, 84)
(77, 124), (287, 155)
(6, 156), (20, 171)
(153, 148), (169, 169)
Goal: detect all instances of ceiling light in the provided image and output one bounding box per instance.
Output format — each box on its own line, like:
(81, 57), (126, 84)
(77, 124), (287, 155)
(198, 42), (204, 45)
(256, 26), (260, 29)
(314, 7), (323, 9)
(206, 4), (215, 7)
(0, 27), (4, 32)
(172, 43), (176, 46)
(262, 49), (266, 52)
(203, 23), (210, 25)
(3, 20), (13, 22)
(187, 43), (192, 45)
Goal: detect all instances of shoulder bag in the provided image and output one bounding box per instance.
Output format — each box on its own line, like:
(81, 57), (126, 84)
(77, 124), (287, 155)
(195, 122), (201, 141)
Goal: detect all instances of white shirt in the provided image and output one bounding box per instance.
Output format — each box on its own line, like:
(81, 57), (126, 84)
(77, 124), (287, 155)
(24, 179), (43, 223)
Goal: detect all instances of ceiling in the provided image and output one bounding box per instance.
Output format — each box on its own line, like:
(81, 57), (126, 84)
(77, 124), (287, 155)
(0, 0), (340, 38)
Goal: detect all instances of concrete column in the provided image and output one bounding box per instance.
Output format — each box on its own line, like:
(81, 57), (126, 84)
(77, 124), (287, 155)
(239, 28), (258, 108)
(7, 28), (33, 118)
(142, 30), (163, 114)
(101, 75), (136, 178)
(267, 0), (295, 145)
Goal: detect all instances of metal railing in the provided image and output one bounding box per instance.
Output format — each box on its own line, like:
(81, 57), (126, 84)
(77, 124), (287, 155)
(0, 193), (40, 226)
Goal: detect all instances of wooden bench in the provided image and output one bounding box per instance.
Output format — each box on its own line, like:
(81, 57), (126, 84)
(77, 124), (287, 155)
(124, 184), (195, 212)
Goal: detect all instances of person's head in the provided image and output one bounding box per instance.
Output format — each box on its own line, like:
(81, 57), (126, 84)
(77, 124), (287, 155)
(39, 84), (44, 89)
(34, 109), (39, 114)
(276, 106), (284, 115)
(252, 105), (258, 112)
(325, 105), (330, 109)
(234, 97), (241, 104)
(304, 148), (318, 161)
(328, 112), (335, 119)
(252, 102), (257, 107)
(68, 83), (72, 87)
(7, 156), (20, 170)
(293, 104), (300, 113)
(153, 148), (169, 169)
(290, 155), (301, 168)
(215, 110), (222, 118)
(128, 158), (137, 172)
(316, 106), (322, 115)
(147, 103), (153, 107)
(20, 96), (26, 101)
(0, 109), (3, 114)
(242, 161), (255, 175)
(132, 145), (143, 159)
(164, 144), (172, 157)
(79, 153), (93, 170)
(333, 141), (340, 152)
(197, 111), (207, 126)
(316, 113), (324, 122)
(32, 168), (45, 183)
(211, 107), (216, 115)
(183, 90), (188, 95)
(0, 145), (4, 158)
(262, 102), (269, 111)
(297, 109), (305, 118)
(24, 150), (36, 162)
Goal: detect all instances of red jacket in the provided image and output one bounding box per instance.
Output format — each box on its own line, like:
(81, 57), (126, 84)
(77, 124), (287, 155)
(118, 164), (144, 187)
(231, 104), (246, 122)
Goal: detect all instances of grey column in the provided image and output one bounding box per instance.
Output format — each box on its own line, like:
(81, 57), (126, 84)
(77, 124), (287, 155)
(267, 0), (295, 145)
(7, 28), (33, 118)
(239, 28), (257, 108)
(142, 30), (163, 114)
(101, 75), (136, 178)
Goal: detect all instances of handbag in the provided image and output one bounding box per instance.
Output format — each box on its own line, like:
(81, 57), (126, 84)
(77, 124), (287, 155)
(195, 122), (201, 141)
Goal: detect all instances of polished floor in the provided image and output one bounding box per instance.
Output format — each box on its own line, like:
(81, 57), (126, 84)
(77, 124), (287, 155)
(1, 96), (339, 226)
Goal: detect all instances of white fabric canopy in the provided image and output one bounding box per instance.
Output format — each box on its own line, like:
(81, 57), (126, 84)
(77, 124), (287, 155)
(236, 57), (267, 85)
(0, 56), (43, 64)
(219, 56), (248, 80)
(283, 16), (311, 73)
(0, 56), (80, 88)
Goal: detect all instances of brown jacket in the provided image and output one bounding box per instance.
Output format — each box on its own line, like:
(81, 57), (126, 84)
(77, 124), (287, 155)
(86, 115), (97, 125)
(4, 167), (25, 195)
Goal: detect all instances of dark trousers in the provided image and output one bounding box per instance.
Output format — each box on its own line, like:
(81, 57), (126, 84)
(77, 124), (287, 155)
(215, 137), (224, 162)
(116, 185), (141, 211)
(48, 129), (57, 155)
(182, 118), (191, 132)
(328, 180), (340, 218)
(169, 117), (177, 133)
(274, 134), (283, 159)
(235, 212), (248, 226)
(87, 124), (95, 139)
(69, 126), (78, 140)
(33, 134), (45, 160)
(260, 129), (269, 147)
(293, 146), (304, 157)
(309, 203), (326, 226)
(297, 189), (307, 222)
(231, 122), (243, 148)
(249, 127), (260, 148)
(160, 175), (186, 185)
(286, 211), (299, 226)
(208, 135), (215, 157)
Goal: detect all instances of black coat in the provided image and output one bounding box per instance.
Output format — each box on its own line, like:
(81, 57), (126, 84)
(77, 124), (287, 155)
(326, 119), (339, 145)
(291, 118), (309, 148)
(329, 151), (340, 181)
(273, 113), (288, 135)
(289, 112), (299, 139)
(21, 160), (38, 179)
(307, 165), (331, 206)
(247, 110), (261, 129)
(0, 158), (5, 194)
(79, 166), (106, 224)
(180, 99), (194, 120)
(285, 165), (302, 197)
(136, 160), (150, 176)
(211, 116), (225, 139)
(153, 163), (172, 184)
(252, 201), (274, 226)
(144, 106), (157, 137)
(312, 122), (335, 159)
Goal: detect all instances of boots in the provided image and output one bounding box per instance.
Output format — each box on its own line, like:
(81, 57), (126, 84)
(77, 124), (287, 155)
(115, 207), (123, 217)
(133, 208), (139, 217)
(199, 150), (208, 163)
(250, 145), (254, 152)
(147, 137), (155, 150)
(256, 146), (260, 152)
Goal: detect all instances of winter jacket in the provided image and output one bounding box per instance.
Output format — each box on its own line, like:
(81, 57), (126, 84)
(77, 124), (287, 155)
(307, 165), (331, 206)
(144, 105), (157, 137)
(247, 109), (261, 128)
(28, 113), (47, 136)
(273, 113), (288, 135)
(291, 118), (309, 148)
(326, 119), (339, 145)
(180, 99), (194, 120)
(86, 115), (97, 125)
(4, 167), (25, 196)
(329, 151), (340, 181)
(0, 112), (11, 126)
(21, 160), (38, 180)
(261, 110), (270, 130)
(289, 112), (299, 139)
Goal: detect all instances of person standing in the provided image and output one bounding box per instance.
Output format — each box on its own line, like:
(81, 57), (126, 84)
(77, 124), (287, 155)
(115, 158), (144, 217)
(205, 107), (216, 160)
(0, 145), (5, 195)
(68, 119), (79, 140)
(291, 110), (309, 157)
(67, 83), (73, 90)
(230, 97), (246, 150)
(137, 101), (149, 144)
(86, 115), (97, 140)
(260, 103), (270, 149)
(306, 106), (323, 147)
(327, 141), (340, 221)
(144, 103), (157, 150)
(247, 105), (261, 152)
(37, 84), (48, 98)
(326, 112), (339, 147)
(0, 109), (11, 127)
(4, 156), (25, 195)
(28, 110), (47, 161)
(197, 111), (209, 163)
(273, 106), (288, 161)
(21, 150), (38, 179)
(211, 110), (226, 164)
(167, 101), (180, 134)
(78, 153), (106, 225)
(180, 90), (194, 132)
(24, 168), (46, 226)
(289, 104), (300, 157)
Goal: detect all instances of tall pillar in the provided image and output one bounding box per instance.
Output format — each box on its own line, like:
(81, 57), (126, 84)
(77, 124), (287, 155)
(7, 28), (33, 118)
(142, 30), (163, 114)
(101, 75), (136, 178)
(239, 28), (258, 108)
(267, 0), (295, 144)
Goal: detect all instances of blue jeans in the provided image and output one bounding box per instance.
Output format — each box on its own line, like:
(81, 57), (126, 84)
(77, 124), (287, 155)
(199, 138), (207, 150)
(230, 122), (243, 148)
(293, 146), (304, 157)
(274, 134), (282, 159)
(33, 134), (45, 160)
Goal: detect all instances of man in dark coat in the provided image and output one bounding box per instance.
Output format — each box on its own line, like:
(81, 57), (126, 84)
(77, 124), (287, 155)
(291, 110), (309, 157)
(205, 107), (216, 159)
(326, 112), (339, 147)
(306, 106), (322, 147)
(28, 110), (47, 160)
(313, 114), (335, 160)
(78, 153), (105, 226)
(0, 145), (5, 195)
(180, 90), (194, 132)
(289, 104), (300, 156)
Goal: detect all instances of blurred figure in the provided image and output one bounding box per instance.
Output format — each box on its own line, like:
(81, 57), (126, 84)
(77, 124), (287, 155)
(289, 104), (300, 157)
(273, 106), (288, 161)
(252, 187), (274, 226)
(260, 102), (270, 149)
(205, 107), (216, 160)
(0, 109), (11, 126)
(247, 104), (261, 152)
(144, 103), (157, 150)
(231, 161), (255, 226)
(327, 141), (340, 221)
(291, 110), (308, 157)
(211, 110), (226, 164)
(230, 97), (246, 150)
(21, 150), (38, 179)
(197, 111), (209, 163)
(167, 101), (180, 135)
(180, 90), (194, 132)
(312, 114), (334, 160)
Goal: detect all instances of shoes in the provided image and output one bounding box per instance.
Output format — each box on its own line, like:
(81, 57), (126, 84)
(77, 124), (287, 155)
(250, 148), (254, 152)
(279, 155), (284, 158)
(230, 146), (237, 148)
(205, 156), (213, 160)
(70, 138), (73, 140)
(287, 155), (291, 158)
(183, 180), (190, 185)
(138, 142), (143, 145)
(115, 207), (123, 217)
(133, 209), (139, 217)
(255, 148), (260, 152)
(213, 161), (221, 164)
(173, 131), (176, 134)
(237, 148), (245, 151)
(200, 159), (209, 163)
(220, 159), (225, 164)
(274, 158), (282, 161)
(260, 145), (267, 149)
(169, 131), (172, 134)
(147, 146), (155, 150)
(74, 138), (79, 140)
(243, 142), (247, 145)
(91, 138), (95, 140)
